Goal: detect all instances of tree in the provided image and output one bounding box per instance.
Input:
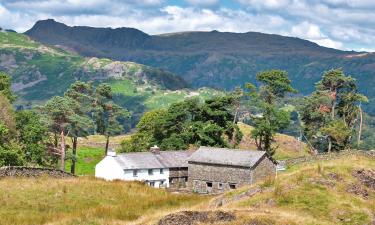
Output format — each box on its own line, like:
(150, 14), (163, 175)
(15, 111), (50, 166)
(301, 69), (368, 152)
(64, 81), (94, 174)
(246, 70), (297, 156)
(93, 84), (129, 155)
(40, 96), (79, 171)
(121, 95), (243, 152)
(0, 72), (16, 103)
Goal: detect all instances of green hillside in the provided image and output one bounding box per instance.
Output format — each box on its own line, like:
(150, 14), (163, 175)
(0, 31), (220, 127)
(25, 19), (375, 114)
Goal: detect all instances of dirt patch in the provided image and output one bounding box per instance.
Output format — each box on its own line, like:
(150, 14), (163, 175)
(353, 169), (375, 189)
(158, 211), (235, 225)
(346, 183), (369, 199)
(245, 218), (276, 225)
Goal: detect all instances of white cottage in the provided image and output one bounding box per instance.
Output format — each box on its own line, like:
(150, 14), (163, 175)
(95, 146), (192, 188)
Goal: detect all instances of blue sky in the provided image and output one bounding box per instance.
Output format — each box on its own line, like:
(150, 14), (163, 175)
(1, 0), (375, 52)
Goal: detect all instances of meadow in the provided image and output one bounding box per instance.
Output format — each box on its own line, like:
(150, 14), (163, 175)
(1, 153), (373, 224)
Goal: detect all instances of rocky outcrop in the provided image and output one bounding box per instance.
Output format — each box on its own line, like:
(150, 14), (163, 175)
(0, 166), (75, 179)
(158, 211), (235, 225)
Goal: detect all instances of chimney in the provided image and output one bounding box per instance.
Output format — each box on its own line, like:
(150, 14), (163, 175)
(107, 148), (116, 157)
(150, 145), (160, 154)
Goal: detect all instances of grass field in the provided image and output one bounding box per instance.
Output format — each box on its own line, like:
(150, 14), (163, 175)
(217, 154), (375, 225)
(0, 177), (209, 225)
(1, 154), (373, 224)
(65, 147), (104, 175)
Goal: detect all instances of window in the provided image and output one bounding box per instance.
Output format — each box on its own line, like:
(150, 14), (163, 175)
(229, 183), (236, 189)
(160, 168), (164, 174)
(160, 180), (164, 185)
(149, 182), (155, 187)
(206, 182), (213, 188)
(133, 170), (138, 177)
(218, 183), (223, 189)
(148, 169), (153, 175)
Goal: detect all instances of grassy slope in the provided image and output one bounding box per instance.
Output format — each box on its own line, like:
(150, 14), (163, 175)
(0, 31), (221, 129)
(238, 122), (311, 160)
(215, 154), (375, 225)
(0, 177), (209, 225)
(1, 154), (373, 225)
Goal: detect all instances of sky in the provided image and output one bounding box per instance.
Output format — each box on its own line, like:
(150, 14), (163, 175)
(1, 0), (375, 52)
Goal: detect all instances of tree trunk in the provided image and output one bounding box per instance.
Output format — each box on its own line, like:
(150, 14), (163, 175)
(357, 105), (363, 148)
(328, 137), (332, 153)
(70, 137), (77, 174)
(60, 130), (66, 171)
(105, 135), (110, 155)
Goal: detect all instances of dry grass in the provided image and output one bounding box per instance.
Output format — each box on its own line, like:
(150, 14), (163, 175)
(212, 154), (375, 225)
(238, 122), (311, 160)
(0, 177), (209, 225)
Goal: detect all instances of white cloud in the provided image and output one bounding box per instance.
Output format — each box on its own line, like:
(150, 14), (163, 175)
(185, 0), (219, 6)
(1, 0), (375, 51)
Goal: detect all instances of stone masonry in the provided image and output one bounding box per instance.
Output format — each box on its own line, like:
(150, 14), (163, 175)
(188, 155), (276, 194)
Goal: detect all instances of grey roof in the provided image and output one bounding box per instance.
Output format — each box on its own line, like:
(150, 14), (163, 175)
(114, 151), (193, 170)
(188, 146), (267, 168)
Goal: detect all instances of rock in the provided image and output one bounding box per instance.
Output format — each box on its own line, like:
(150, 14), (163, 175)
(346, 183), (368, 199)
(353, 169), (375, 189)
(158, 210), (235, 225)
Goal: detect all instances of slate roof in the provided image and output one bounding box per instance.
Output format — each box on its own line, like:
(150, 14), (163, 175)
(114, 151), (193, 170)
(188, 146), (267, 168)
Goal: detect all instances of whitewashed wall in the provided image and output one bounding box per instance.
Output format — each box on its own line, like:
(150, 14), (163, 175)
(95, 156), (124, 180)
(95, 156), (170, 188)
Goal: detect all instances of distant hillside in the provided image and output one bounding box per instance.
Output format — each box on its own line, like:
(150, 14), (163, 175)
(0, 30), (220, 128)
(26, 19), (375, 114)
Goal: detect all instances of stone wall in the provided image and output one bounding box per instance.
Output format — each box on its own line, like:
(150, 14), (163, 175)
(169, 167), (188, 189)
(0, 166), (75, 179)
(251, 156), (276, 184)
(188, 163), (252, 194)
(285, 150), (375, 167)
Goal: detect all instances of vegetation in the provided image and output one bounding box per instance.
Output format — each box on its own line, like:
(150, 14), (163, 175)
(0, 177), (209, 225)
(222, 154), (375, 225)
(0, 31), (220, 130)
(121, 95), (243, 152)
(301, 69), (368, 152)
(245, 70), (297, 156)
(0, 153), (373, 224)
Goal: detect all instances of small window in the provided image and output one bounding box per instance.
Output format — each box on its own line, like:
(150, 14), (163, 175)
(229, 183), (236, 189)
(218, 183), (223, 189)
(160, 180), (164, 185)
(148, 169), (153, 175)
(133, 170), (138, 177)
(206, 182), (213, 188)
(160, 168), (164, 174)
(149, 182), (155, 187)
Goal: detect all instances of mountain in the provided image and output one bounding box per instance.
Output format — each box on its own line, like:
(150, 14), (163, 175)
(25, 19), (375, 114)
(0, 30), (220, 128)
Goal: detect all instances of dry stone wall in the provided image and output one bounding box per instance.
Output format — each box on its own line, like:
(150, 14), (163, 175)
(0, 166), (75, 179)
(285, 150), (375, 166)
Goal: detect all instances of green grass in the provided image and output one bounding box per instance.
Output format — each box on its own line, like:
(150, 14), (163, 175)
(0, 177), (209, 225)
(65, 147), (105, 175)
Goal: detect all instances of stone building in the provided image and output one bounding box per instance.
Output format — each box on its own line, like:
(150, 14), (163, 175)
(188, 147), (276, 194)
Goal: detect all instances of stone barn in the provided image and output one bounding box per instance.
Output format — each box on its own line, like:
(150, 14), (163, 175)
(188, 147), (276, 194)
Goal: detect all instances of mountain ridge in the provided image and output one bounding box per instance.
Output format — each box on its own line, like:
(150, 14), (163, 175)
(25, 19), (375, 114)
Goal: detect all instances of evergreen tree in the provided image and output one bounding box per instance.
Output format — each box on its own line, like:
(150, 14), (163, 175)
(246, 70), (296, 156)
(301, 69), (368, 152)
